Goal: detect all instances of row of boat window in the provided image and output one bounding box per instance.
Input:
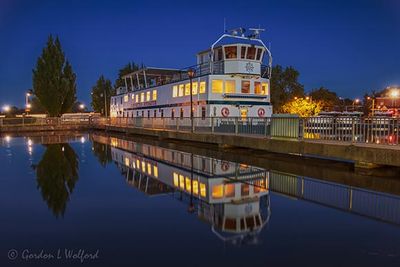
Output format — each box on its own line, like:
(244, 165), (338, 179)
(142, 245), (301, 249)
(207, 46), (264, 62)
(172, 81), (207, 98)
(124, 156), (159, 178)
(122, 106), (207, 119)
(173, 172), (207, 197)
(212, 80), (268, 95)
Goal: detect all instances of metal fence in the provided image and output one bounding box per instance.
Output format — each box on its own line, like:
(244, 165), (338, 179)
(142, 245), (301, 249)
(2, 116), (399, 146)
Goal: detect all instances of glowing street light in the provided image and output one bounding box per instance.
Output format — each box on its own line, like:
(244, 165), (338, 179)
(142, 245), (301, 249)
(390, 88), (399, 98)
(2, 105), (10, 113)
(79, 104), (85, 110)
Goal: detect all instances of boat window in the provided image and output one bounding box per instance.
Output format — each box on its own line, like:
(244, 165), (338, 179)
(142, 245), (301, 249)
(214, 47), (223, 61)
(247, 47), (256, 60)
(124, 95), (128, 102)
(225, 219), (237, 230)
(178, 84), (184, 97)
(200, 183), (206, 197)
(212, 185), (224, 199)
(192, 82), (198, 95)
(199, 81), (206, 94)
(225, 80), (236, 94)
(147, 163), (152, 175)
(173, 173), (179, 187)
(152, 90), (157, 100)
(172, 85), (178, 98)
(241, 184), (250, 196)
(185, 83), (190, 96)
(140, 93), (144, 102)
(185, 177), (191, 192)
(254, 82), (262, 94)
(192, 180), (199, 195)
(212, 80), (223, 94)
(256, 48), (263, 61)
(262, 83), (268, 95)
(179, 175), (185, 189)
(224, 184), (235, 197)
(241, 46), (246, 59)
(224, 46), (237, 59)
(146, 91), (151, 101)
(241, 81), (250, 93)
(135, 94), (139, 103)
(153, 166), (158, 178)
(131, 93), (135, 100)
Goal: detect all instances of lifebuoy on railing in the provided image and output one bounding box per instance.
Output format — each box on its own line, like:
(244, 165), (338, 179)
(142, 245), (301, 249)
(221, 107), (230, 117)
(221, 161), (229, 171)
(46, 118), (50, 124)
(258, 108), (265, 117)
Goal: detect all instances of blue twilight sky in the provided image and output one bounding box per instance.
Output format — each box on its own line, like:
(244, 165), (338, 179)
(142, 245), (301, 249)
(0, 0), (399, 107)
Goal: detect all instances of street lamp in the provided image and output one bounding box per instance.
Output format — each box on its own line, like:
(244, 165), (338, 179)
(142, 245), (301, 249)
(390, 88), (399, 110)
(2, 105), (10, 113)
(187, 68), (195, 132)
(352, 98), (360, 111)
(79, 104), (85, 111)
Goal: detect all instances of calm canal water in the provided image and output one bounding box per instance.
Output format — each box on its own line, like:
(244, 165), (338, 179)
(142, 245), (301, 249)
(1, 132), (400, 267)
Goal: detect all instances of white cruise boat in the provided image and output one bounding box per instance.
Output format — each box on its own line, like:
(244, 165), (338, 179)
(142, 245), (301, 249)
(110, 27), (273, 121)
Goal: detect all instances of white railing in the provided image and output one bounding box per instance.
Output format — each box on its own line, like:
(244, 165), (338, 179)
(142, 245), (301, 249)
(96, 116), (400, 146)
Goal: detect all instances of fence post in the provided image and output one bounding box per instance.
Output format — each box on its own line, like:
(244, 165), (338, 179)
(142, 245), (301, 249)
(351, 117), (355, 143)
(234, 117), (239, 135)
(176, 118), (179, 131)
(211, 117), (214, 133)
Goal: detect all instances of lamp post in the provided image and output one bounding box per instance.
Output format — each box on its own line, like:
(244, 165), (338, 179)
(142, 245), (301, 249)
(352, 98), (360, 111)
(188, 68), (195, 132)
(367, 96), (375, 116)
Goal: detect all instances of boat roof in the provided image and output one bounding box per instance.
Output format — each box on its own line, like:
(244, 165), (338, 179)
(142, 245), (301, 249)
(122, 67), (183, 79)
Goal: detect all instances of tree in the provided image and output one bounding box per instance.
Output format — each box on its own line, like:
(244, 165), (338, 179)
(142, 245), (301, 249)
(270, 65), (304, 113)
(114, 62), (141, 89)
(282, 97), (323, 117)
(35, 144), (79, 217)
(309, 87), (340, 111)
(32, 35), (77, 117)
(91, 75), (113, 116)
(30, 96), (47, 114)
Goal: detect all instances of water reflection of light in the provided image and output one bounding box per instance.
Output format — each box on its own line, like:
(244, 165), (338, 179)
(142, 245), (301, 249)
(5, 135), (11, 143)
(27, 139), (33, 146)
(80, 136), (86, 144)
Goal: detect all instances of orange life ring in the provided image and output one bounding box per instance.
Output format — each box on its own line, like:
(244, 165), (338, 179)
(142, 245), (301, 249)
(258, 108), (265, 117)
(221, 107), (230, 117)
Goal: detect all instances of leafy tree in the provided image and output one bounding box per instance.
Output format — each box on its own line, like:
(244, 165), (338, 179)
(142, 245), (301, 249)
(91, 75), (114, 116)
(91, 141), (112, 167)
(35, 144), (79, 217)
(30, 96), (47, 114)
(114, 62), (141, 89)
(309, 87), (340, 111)
(282, 97), (323, 117)
(270, 65), (304, 112)
(32, 35), (77, 117)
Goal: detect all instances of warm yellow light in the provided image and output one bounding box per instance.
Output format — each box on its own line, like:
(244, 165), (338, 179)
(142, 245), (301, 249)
(212, 184), (224, 199)
(79, 104), (85, 109)
(354, 98), (360, 103)
(200, 183), (206, 197)
(26, 103), (32, 109)
(390, 89), (399, 98)
(2, 105), (10, 112)
(153, 165), (158, 178)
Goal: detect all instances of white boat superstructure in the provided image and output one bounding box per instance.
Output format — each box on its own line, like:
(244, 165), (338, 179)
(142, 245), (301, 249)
(110, 28), (273, 120)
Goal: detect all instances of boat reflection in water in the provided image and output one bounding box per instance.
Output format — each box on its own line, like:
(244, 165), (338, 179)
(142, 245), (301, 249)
(90, 134), (271, 245)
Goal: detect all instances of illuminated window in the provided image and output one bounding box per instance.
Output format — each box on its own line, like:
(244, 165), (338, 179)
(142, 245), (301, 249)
(241, 46), (246, 59)
(256, 48), (263, 60)
(192, 82), (198, 95)
(225, 184), (235, 197)
(136, 159), (140, 168)
(131, 93), (135, 100)
(212, 80), (223, 94)
(146, 91), (151, 101)
(224, 46), (237, 59)
(172, 86), (178, 97)
(178, 84), (184, 97)
(192, 180), (199, 195)
(241, 81), (250, 94)
(124, 95), (129, 102)
(152, 90), (157, 100)
(241, 184), (250, 196)
(185, 177), (191, 192)
(200, 183), (206, 197)
(147, 163), (152, 175)
(212, 185), (224, 199)
(135, 94), (139, 103)
(254, 82), (262, 94)
(141, 161), (146, 172)
(247, 47), (256, 60)
(124, 157), (130, 166)
(262, 83), (268, 95)
(179, 175), (185, 189)
(185, 83), (190, 96)
(140, 93), (144, 102)
(153, 166), (158, 178)
(199, 81), (206, 94)
(173, 173), (179, 187)
(225, 80), (236, 94)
